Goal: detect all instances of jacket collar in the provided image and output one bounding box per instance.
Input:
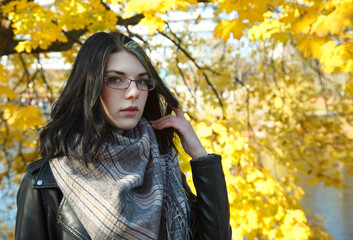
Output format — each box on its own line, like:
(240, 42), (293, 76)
(30, 159), (59, 189)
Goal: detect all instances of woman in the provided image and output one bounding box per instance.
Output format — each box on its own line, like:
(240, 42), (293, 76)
(15, 31), (231, 240)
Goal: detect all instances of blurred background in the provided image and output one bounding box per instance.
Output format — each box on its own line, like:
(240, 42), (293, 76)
(0, 0), (353, 239)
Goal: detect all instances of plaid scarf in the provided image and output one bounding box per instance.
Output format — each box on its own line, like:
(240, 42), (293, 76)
(50, 118), (190, 239)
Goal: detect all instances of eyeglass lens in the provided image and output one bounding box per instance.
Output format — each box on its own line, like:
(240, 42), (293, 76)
(106, 76), (155, 91)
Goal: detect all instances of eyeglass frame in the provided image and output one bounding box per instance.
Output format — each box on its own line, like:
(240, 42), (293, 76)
(103, 76), (156, 91)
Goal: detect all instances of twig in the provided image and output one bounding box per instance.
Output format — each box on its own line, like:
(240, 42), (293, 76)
(158, 30), (225, 112)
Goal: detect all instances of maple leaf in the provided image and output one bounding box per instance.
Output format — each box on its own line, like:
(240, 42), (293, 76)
(214, 19), (247, 41)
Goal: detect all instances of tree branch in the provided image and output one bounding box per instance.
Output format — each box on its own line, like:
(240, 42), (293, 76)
(0, 10), (144, 56)
(158, 29), (225, 112)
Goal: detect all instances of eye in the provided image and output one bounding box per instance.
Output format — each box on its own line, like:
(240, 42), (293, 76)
(107, 76), (123, 83)
(137, 78), (152, 84)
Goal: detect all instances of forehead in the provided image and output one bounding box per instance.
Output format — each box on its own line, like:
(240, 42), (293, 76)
(105, 51), (147, 75)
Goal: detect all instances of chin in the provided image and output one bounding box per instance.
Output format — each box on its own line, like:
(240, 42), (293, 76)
(113, 120), (140, 131)
(119, 125), (138, 130)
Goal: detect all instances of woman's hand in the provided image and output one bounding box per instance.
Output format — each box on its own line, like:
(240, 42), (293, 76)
(150, 108), (207, 159)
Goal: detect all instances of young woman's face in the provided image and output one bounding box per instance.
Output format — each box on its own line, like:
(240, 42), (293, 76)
(100, 51), (149, 130)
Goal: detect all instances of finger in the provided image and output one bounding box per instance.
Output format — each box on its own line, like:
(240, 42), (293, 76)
(150, 115), (174, 125)
(152, 115), (186, 132)
(152, 118), (178, 130)
(171, 107), (186, 119)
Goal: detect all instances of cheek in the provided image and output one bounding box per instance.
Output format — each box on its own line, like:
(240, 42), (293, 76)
(100, 88), (109, 103)
(139, 92), (148, 113)
(142, 92), (148, 105)
(101, 89), (121, 108)
(100, 90), (118, 116)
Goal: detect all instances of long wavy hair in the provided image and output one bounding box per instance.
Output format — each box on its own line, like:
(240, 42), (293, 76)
(40, 31), (178, 162)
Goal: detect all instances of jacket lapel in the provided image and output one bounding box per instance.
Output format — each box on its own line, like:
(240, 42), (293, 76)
(58, 198), (91, 240)
(31, 159), (91, 240)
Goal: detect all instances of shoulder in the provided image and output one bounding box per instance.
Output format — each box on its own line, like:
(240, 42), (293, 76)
(19, 159), (45, 187)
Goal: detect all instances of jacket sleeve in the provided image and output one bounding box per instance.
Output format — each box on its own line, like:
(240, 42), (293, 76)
(189, 154), (232, 240)
(15, 172), (49, 240)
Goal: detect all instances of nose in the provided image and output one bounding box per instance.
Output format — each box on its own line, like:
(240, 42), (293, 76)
(125, 81), (140, 99)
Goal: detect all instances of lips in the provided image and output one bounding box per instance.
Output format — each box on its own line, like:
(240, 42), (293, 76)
(121, 106), (138, 112)
(121, 106), (139, 116)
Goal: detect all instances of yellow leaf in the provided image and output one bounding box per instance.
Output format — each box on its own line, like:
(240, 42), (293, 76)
(214, 19), (246, 41)
(211, 122), (227, 135)
(248, 18), (284, 41)
(124, 0), (161, 15)
(0, 64), (9, 84)
(319, 40), (340, 73)
(139, 15), (165, 35)
(238, 3), (268, 23)
(311, 14), (342, 36)
(216, 0), (237, 14)
(14, 42), (27, 53)
(4, 103), (43, 130)
(254, 178), (276, 195)
(311, 3), (353, 36)
(297, 37), (329, 59)
(195, 122), (213, 138)
(246, 170), (263, 183)
(0, 86), (17, 99)
(293, 6), (320, 34)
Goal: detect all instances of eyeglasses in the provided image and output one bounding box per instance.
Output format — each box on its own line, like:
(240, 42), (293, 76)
(104, 76), (156, 91)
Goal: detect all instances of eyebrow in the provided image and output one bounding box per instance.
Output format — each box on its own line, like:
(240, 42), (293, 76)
(105, 70), (148, 77)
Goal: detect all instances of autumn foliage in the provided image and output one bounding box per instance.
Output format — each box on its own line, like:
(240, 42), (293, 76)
(1, 0), (352, 239)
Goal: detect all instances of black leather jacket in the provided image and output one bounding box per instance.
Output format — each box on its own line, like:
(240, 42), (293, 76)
(15, 154), (231, 239)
